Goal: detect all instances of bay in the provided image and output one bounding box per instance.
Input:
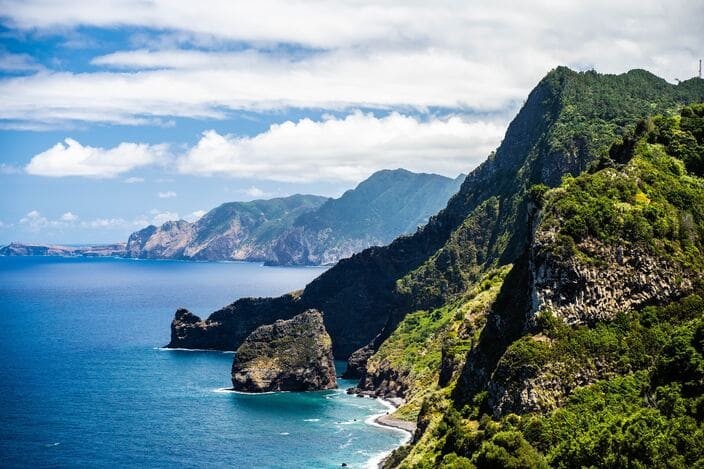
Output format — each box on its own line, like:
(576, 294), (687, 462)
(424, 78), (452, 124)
(0, 257), (406, 468)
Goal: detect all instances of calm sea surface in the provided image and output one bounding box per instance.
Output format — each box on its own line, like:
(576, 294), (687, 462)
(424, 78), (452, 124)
(0, 257), (406, 468)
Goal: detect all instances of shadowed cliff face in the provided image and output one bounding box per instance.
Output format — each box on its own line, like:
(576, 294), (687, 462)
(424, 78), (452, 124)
(167, 68), (704, 360)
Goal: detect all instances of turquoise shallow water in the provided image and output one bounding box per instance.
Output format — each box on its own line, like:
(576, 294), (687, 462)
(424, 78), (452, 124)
(0, 257), (407, 468)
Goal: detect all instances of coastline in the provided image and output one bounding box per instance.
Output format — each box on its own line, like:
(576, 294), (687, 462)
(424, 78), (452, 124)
(364, 397), (416, 469)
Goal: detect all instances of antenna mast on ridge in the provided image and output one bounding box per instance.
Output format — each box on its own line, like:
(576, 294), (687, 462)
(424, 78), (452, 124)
(700, 59), (702, 79)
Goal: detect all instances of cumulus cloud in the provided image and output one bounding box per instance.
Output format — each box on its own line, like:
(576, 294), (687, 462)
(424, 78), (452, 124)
(19, 210), (51, 231)
(184, 210), (206, 222)
(149, 209), (179, 226)
(157, 191), (177, 198)
(0, 0), (701, 126)
(19, 210), (80, 231)
(25, 138), (170, 178)
(124, 176), (145, 183)
(60, 211), (78, 221)
(25, 112), (502, 181)
(177, 111), (504, 181)
(241, 186), (269, 198)
(18, 209), (130, 232)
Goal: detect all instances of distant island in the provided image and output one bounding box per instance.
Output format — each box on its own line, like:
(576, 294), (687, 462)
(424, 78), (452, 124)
(1, 169), (464, 266)
(0, 242), (126, 257)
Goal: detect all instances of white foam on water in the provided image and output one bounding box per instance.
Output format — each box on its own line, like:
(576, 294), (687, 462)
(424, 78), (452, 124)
(212, 387), (276, 395)
(154, 347), (232, 353)
(362, 398), (413, 469)
(303, 418), (320, 422)
(337, 419), (358, 425)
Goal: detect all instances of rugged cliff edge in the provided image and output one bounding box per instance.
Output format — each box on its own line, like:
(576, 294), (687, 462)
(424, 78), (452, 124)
(230, 310), (336, 392)
(167, 68), (704, 363)
(126, 169), (463, 265)
(164, 68), (704, 466)
(379, 102), (704, 467)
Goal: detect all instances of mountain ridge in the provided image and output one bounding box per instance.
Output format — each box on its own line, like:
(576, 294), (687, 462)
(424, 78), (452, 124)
(167, 67), (704, 360)
(125, 169), (464, 265)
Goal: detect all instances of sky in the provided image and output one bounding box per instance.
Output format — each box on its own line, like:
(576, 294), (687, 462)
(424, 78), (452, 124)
(0, 0), (702, 244)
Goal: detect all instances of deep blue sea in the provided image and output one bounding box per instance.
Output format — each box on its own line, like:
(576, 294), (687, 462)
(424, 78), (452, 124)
(0, 257), (407, 468)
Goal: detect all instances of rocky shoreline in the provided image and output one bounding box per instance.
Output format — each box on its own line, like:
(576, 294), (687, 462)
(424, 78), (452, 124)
(358, 395), (416, 468)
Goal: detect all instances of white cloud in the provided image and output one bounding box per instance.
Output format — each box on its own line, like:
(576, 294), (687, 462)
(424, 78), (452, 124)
(124, 176), (145, 183)
(177, 111), (504, 181)
(184, 210), (206, 222)
(150, 210), (179, 225)
(0, 50), (44, 72)
(19, 210), (51, 231)
(80, 217), (128, 228)
(0, 1), (701, 126)
(60, 211), (78, 221)
(18, 209), (128, 232)
(157, 190), (177, 198)
(0, 50), (523, 125)
(241, 186), (268, 198)
(25, 138), (170, 178)
(24, 111), (502, 181)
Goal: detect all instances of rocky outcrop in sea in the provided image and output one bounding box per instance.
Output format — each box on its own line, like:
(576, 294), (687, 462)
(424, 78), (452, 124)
(230, 310), (337, 392)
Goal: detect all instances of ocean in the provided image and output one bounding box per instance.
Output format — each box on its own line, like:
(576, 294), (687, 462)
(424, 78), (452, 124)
(0, 256), (407, 468)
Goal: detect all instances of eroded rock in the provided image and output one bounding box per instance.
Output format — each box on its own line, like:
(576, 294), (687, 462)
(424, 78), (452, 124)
(231, 310), (337, 392)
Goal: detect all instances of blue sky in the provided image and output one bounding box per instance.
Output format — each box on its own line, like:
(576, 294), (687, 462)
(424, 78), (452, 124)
(0, 0), (702, 244)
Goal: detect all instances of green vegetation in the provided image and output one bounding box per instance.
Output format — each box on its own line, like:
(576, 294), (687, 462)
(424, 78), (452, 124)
(394, 69), (704, 315)
(541, 103), (704, 271)
(387, 290), (704, 468)
(369, 267), (510, 421)
(295, 169), (464, 240)
(194, 194), (330, 245)
(381, 102), (704, 467)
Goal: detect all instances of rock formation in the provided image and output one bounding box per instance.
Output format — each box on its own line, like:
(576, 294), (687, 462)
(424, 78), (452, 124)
(230, 310), (337, 392)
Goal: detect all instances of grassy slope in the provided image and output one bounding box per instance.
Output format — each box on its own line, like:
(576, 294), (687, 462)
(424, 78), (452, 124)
(381, 103), (704, 468)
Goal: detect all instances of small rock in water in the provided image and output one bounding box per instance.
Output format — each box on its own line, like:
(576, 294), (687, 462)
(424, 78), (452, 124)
(230, 310), (336, 392)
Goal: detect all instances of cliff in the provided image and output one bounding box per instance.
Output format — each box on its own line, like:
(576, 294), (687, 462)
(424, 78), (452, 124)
(126, 194), (328, 261)
(167, 68), (704, 361)
(230, 310), (336, 392)
(381, 102), (704, 467)
(126, 169), (463, 266)
(266, 169), (465, 265)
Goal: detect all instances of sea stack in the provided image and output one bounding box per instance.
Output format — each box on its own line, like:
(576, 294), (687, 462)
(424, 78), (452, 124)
(231, 310), (337, 392)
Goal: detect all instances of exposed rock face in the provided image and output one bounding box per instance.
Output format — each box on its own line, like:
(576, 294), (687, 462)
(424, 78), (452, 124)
(167, 294), (302, 351)
(126, 194), (328, 262)
(126, 170), (463, 265)
(530, 232), (695, 326)
(231, 310), (337, 392)
(341, 342), (376, 379)
(127, 221), (194, 259)
(166, 67), (704, 365)
(487, 348), (610, 417)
